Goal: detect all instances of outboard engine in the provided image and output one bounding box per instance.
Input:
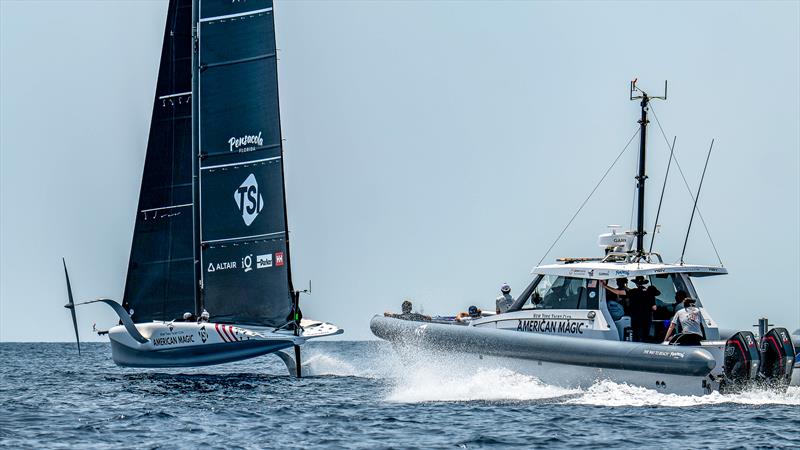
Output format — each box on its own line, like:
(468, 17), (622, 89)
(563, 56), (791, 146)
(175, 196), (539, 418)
(759, 327), (796, 389)
(721, 331), (760, 392)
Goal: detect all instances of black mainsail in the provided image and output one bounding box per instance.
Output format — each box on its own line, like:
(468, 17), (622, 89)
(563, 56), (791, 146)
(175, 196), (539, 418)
(123, 0), (293, 327)
(122, 0), (194, 323)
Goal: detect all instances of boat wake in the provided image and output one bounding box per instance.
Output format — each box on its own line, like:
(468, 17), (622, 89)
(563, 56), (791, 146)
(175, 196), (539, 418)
(299, 346), (389, 379)
(300, 353), (366, 377)
(296, 344), (799, 407)
(387, 366), (578, 403)
(381, 357), (800, 406)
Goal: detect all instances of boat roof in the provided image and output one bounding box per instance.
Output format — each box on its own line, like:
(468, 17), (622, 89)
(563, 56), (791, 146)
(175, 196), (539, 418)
(532, 261), (728, 279)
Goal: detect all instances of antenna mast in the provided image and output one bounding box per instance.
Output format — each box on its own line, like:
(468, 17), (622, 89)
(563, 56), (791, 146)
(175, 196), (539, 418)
(629, 79), (667, 258)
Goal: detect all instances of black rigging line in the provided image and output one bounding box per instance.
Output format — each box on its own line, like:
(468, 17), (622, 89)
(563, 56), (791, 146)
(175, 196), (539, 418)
(535, 127), (640, 267)
(681, 139), (715, 264)
(649, 104), (724, 265)
(649, 135), (677, 253)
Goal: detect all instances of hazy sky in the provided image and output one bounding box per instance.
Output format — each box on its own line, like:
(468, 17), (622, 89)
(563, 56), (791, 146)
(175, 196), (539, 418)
(1, 1), (798, 341)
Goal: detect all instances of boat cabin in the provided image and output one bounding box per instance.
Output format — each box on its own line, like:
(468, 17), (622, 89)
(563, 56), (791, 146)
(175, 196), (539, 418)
(470, 258), (727, 343)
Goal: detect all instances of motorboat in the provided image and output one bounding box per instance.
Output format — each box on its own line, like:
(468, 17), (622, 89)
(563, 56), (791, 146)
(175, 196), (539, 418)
(371, 81), (796, 395)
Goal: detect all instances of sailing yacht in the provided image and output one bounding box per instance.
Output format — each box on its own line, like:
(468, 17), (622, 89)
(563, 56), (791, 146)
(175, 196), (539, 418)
(63, 0), (341, 375)
(371, 81), (797, 395)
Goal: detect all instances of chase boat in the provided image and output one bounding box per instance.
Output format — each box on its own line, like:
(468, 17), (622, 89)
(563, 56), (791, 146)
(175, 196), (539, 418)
(63, 0), (341, 376)
(371, 82), (797, 395)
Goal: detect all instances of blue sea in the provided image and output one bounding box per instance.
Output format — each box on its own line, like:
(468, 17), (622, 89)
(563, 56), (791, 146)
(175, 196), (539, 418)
(1, 342), (798, 449)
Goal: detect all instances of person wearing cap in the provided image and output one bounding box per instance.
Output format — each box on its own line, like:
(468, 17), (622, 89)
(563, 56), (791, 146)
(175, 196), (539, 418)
(664, 296), (705, 345)
(626, 276), (660, 342)
(456, 306), (484, 322)
(384, 300), (431, 322)
(496, 283), (515, 314)
(182, 312), (197, 322)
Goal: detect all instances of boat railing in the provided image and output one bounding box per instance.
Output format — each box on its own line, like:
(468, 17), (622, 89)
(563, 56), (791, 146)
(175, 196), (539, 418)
(601, 252), (664, 264)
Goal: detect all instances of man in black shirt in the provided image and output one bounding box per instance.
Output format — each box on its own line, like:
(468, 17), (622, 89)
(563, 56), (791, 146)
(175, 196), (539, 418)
(627, 276), (660, 342)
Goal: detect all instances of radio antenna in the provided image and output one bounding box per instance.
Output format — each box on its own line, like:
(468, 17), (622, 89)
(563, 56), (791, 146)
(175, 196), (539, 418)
(680, 139), (714, 265)
(649, 135), (676, 253)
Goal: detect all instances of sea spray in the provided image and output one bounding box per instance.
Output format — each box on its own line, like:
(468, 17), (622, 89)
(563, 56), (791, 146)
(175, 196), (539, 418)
(567, 380), (800, 407)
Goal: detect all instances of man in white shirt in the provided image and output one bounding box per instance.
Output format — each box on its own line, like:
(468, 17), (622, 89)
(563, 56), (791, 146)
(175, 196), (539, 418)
(664, 297), (705, 345)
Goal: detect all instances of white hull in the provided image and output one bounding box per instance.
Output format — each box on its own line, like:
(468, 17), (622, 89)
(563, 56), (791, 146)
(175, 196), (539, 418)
(107, 319), (341, 368)
(397, 348), (718, 396)
(372, 316), (797, 395)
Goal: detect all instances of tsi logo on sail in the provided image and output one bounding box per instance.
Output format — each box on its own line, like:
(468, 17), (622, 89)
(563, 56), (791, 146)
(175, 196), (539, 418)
(234, 173), (264, 226)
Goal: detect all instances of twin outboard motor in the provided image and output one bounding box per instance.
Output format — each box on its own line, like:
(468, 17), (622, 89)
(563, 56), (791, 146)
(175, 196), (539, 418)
(758, 327), (796, 388)
(722, 331), (761, 391)
(722, 328), (796, 391)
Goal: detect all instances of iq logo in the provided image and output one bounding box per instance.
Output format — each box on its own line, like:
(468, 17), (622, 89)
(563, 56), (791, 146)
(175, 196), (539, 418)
(234, 173), (264, 226)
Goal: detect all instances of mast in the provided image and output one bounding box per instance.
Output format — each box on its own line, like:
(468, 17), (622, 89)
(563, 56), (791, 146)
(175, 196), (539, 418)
(191, 0), (202, 315)
(629, 80), (667, 257)
(635, 92), (648, 255)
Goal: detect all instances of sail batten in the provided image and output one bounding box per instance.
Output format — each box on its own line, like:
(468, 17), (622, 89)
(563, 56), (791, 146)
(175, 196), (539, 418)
(199, 6), (273, 23)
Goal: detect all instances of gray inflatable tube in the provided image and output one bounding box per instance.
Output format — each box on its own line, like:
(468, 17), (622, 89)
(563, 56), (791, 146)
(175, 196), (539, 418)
(371, 316), (716, 376)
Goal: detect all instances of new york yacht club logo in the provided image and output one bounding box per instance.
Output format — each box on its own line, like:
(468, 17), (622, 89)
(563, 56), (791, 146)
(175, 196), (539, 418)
(234, 173), (264, 226)
(229, 132), (263, 153)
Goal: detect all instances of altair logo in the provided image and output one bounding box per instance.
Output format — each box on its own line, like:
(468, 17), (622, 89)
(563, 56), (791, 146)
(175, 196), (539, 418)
(228, 132), (263, 152)
(234, 173), (264, 226)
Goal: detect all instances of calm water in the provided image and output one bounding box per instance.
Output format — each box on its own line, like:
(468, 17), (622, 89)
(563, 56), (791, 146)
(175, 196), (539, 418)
(1, 342), (798, 449)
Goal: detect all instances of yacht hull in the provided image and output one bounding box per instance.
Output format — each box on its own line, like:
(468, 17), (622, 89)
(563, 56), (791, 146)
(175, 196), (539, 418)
(107, 320), (341, 368)
(110, 339), (294, 368)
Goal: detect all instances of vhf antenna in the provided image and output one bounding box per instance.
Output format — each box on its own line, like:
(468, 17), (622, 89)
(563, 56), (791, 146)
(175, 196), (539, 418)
(629, 79), (667, 259)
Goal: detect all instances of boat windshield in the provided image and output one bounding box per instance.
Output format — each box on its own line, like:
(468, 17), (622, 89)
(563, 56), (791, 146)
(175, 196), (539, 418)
(518, 275), (599, 310)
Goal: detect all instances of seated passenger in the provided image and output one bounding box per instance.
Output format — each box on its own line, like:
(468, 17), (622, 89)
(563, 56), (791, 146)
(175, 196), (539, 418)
(544, 284), (568, 308)
(496, 283), (514, 314)
(384, 300), (432, 322)
(606, 297), (625, 321)
(530, 291), (543, 308)
(182, 312), (197, 322)
(600, 278), (627, 321)
(455, 305), (484, 322)
(198, 309), (210, 323)
(664, 297), (705, 345)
